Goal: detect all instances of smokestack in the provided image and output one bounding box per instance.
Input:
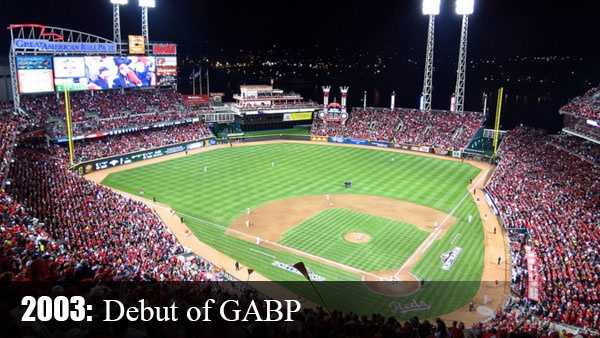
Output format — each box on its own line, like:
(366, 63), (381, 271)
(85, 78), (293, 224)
(322, 86), (331, 108)
(340, 86), (349, 111)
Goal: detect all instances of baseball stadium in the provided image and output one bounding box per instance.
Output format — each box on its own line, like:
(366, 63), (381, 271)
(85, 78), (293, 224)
(0, 0), (598, 337)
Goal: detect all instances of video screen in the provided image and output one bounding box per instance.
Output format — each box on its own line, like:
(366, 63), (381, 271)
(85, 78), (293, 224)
(54, 56), (157, 91)
(16, 56), (55, 94)
(156, 56), (177, 86)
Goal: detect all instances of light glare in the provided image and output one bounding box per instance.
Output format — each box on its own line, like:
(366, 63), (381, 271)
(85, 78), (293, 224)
(110, 0), (128, 4)
(456, 0), (474, 15)
(139, 0), (155, 8)
(422, 0), (441, 15)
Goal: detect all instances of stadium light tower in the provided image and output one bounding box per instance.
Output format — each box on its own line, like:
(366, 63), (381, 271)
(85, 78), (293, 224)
(110, 0), (128, 53)
(420, 0), (441, 112)
(452, 0), (475, 113)
(139, 0), (156, 52)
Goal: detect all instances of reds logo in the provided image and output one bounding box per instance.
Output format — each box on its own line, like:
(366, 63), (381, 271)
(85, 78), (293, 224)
(319, 102), (348, 124)
(152, 44), (177, 55)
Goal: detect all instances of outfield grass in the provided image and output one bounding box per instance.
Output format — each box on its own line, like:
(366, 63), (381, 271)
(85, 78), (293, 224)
(102, 142), (484, 318)
(281, 208), (428, 271)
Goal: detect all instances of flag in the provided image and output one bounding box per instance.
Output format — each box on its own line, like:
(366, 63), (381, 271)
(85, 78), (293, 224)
(293, 262), (311, 281)
(189, 68), (202, 80)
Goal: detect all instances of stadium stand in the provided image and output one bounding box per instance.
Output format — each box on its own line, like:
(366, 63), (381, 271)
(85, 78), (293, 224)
(20, 89), (207, 138)
(1, 140), (226, 281)
(549, 133), (600, 166)
(485, 127), (600, 331)
(3, 88), (598, 335)
(562, 114), (600, 141)
(0, 115), (20, 186)
(560, 86), (600, 121)
(311, 107), (484, 151)
(68, 122), (213, 163)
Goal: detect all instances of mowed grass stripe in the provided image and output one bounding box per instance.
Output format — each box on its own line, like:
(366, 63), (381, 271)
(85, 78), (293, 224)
(103, 143), (482, 274)
(280, 209), (429, 272)
(103, 143), (485, 317)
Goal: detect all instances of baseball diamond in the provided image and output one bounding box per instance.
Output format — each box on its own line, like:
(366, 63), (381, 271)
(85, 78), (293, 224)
(97, 141), (499, 319)
(3, 1), (598, 335)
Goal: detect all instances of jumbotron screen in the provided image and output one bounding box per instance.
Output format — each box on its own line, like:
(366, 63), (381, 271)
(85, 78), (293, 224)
(54, 56), (157, 91)
(16, 56), (55, 94)
(156, 56), (178, 86)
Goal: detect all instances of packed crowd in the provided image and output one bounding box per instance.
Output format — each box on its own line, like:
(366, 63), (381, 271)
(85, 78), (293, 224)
(343, 108), (402, 141)
(2, 143), (226, 282)
(485, 127), (600, 331)
(560, 86), (600, 121)
(69, 122), (213, 163)
(562, 114), (600, 141)
(69, 110), (201, 137)
(391, 109), (483, 150)
(20, 89), (204, 137)
(0, 115), (20, 185)
(311, 107), (483, 151)
(548, 133), (600, 166)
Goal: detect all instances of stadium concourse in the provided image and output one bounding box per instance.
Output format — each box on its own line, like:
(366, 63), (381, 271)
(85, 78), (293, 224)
(1, 87), (599, 336)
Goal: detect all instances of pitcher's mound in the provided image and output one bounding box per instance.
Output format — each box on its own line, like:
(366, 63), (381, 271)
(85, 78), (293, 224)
(344, 232), (371, 244)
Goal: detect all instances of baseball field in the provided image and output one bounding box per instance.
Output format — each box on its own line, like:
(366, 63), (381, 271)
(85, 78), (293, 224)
(100, 142), (496, 319)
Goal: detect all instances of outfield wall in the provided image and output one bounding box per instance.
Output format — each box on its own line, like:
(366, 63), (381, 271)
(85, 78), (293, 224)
(72, 137), (216, 174)
(313, 135), (459, 157)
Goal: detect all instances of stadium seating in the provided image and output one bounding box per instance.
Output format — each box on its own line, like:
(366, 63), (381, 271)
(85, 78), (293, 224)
(549, 133), (600, 166)
(0, 114), (20, 186)
(68, 122), (213, 163)
(2, 143), (225, 282)
(20, 89), (207, 138)
(485, 127), (599, 330)
(562, 114), (600, 141)
(311, 107), (484, 151)
(560, 86), (600, 121)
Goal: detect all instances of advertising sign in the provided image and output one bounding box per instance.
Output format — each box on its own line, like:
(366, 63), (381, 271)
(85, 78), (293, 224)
(54, 56), (156, 91)
(345, 138), (369, 146)
(74, 138), (212, 174)
(369, 141), (390, 148)
(16, 56), (54, 94)
(328, 136), (369, 146)
(283, 112), (313, 121)
(152, 43), (177, 55)
(128, 35), (146, 54)
(14, 39), (116, 54)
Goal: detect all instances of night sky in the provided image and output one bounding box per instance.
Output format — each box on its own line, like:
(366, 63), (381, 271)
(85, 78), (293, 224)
(1, 0), (597, 57)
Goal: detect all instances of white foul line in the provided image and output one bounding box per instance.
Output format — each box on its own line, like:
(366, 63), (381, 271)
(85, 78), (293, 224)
(391, 168), (488, 281)
(176, 212), (384, 280)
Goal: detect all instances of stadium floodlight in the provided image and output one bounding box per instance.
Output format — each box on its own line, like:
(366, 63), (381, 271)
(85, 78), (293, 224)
(110, 0), (128, 51)
(452, 0), (475, 112)
(420, 0), (440, 111)
(422, 0), (441, 15)
(139, 0), (156, 8)
(456, 0), (475, 15)
(138, 0), (155, 54)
